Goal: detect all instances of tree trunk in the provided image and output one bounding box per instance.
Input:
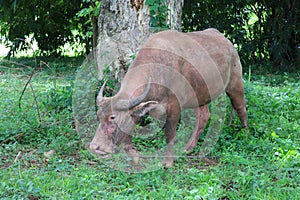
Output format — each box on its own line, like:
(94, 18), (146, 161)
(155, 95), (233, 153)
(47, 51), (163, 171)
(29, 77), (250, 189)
(96, 0), (184, 81)
(166, 0), (184, 31)
(92, 15), (99, 53)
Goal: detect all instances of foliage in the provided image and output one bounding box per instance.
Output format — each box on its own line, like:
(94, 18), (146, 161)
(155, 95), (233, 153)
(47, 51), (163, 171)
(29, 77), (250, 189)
(0, 57), (299, 199)
(76, 0), (101, 53)
(77, 0), (100, 20)
(41, 85), (73, 114)
(0, 0), (85, 56)
(0, 56), (82, 146)
(145, 0), (170, 32)
(1, 0), (299, 71)
(182, 0), (300, 71)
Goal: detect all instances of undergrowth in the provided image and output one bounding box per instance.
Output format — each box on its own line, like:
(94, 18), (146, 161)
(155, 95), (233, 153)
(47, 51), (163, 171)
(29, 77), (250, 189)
(0, 57), (299, 199)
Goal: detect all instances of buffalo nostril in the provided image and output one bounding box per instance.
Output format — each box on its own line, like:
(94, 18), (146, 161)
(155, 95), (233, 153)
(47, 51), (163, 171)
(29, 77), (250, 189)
(89, 143), (99, 152)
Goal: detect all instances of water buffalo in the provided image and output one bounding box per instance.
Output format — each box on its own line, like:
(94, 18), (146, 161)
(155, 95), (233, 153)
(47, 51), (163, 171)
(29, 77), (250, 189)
(90, 28), (248, 167)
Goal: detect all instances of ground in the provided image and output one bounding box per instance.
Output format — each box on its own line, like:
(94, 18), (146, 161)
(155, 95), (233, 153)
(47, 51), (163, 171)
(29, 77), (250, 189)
(0, 57), (299, 199)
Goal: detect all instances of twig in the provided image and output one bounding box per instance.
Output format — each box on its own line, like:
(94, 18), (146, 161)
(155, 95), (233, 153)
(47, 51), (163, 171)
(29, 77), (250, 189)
(16, 37), (39, 112)
(40, 60), (56, 89)
(14, 151), (22, 163)
(29, 82), (43, 125)
(2, 60), (33, 71)
(86, 160), (98, 165)
(0, 65), (25, 71)
(0, 133), (23, 146)
(18, 72), (34, 110)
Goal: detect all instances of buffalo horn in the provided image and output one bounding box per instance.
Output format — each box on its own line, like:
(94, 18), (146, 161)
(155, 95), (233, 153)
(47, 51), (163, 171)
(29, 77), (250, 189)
(97, 80), (107, 105)
(116, 80), (151, 110)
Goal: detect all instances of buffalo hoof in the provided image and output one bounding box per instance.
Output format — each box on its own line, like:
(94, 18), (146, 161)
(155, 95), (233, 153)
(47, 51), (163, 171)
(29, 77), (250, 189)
(129, 149), (139, 165)
(162, 158), (174, 168)
(124, 145), (139, 165)
(184, 141), (197, 154)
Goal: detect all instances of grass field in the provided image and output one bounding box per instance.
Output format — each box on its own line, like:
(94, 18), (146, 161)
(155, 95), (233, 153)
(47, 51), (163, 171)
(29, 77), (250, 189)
(0, 57), (299, 199)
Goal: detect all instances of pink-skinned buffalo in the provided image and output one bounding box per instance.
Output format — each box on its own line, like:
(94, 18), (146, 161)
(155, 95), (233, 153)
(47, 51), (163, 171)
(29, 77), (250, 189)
(90, 28), (248, 167)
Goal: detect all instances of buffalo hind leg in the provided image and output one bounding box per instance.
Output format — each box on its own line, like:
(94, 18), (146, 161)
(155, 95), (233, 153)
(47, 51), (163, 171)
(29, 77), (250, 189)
(184, 105), (210, 153)
(226, 83), (248, 129)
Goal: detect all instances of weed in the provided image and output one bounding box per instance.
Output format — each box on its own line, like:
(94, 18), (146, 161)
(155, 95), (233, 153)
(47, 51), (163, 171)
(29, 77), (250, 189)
(0, 57), (299, 199)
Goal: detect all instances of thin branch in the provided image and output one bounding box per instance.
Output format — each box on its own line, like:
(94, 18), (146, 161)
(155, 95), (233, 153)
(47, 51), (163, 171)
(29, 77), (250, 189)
(17, 37), (39, 112)
(5, 151), (22, 169)
(40, 60), (57, 89)
(18, 72), (34, 110)
(29, 82), (43, 125)
(13, 151), (22, 163)
(2, 60), (33, 71)
(0, 133), (23, 146)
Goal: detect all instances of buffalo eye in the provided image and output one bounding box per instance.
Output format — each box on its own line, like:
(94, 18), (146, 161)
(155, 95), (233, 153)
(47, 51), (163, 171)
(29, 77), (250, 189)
(108, 114), (116, 122)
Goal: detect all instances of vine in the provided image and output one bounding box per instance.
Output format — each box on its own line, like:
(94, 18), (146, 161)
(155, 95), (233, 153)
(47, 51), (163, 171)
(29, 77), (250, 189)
(145, 0), (169, 32)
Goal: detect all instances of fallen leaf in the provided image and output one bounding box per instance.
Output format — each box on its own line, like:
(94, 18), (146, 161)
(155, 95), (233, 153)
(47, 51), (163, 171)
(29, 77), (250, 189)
(44, 150), (55, 159)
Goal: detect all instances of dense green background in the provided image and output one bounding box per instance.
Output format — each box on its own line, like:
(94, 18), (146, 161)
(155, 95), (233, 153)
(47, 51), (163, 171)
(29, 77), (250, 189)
(183, 0), (300, 71)
(1, 0), (299, 70)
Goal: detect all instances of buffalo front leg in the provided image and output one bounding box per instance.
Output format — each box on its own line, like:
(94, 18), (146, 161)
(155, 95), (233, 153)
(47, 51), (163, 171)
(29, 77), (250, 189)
(122, 135), (139, 165)
(185, 105), (210, 153)
(162, 102), (181, 167)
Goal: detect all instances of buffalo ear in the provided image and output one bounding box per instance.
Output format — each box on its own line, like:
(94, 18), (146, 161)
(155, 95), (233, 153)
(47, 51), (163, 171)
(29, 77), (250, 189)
(132, 101), (158, 117)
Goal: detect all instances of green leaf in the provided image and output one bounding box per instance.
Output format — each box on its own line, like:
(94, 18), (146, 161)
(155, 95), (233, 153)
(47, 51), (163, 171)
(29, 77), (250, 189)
(145, 0), (155, 5)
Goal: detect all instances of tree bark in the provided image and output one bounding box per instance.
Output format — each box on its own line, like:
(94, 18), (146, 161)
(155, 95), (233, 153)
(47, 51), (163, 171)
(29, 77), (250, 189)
(166, 0), (184, 31)
(96, 0), (184, 81)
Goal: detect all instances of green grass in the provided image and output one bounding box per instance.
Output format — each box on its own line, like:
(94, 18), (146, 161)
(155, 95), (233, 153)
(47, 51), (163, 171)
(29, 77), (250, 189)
(0, 57), (299, 199)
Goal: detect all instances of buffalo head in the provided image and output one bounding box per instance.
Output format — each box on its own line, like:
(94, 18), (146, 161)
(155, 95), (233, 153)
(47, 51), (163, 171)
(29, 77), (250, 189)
(89, 81), (158, 158)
